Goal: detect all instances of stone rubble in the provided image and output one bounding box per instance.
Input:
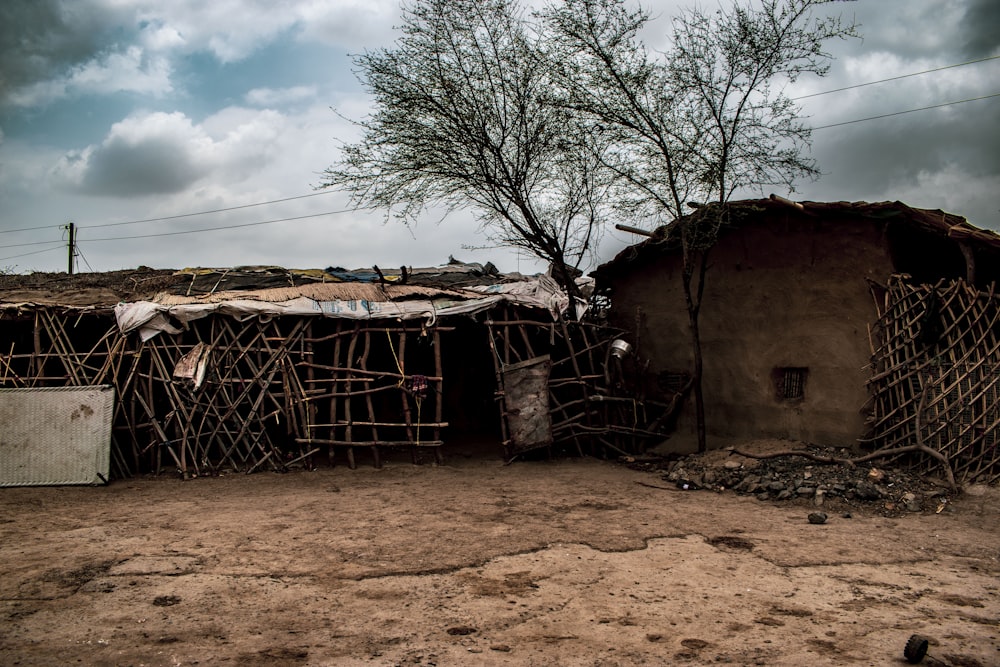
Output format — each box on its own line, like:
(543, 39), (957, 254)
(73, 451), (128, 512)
(627, 445), (956, 516)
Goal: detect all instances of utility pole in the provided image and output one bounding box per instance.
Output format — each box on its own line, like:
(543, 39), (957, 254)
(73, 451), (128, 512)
(65, 222), (76, 275)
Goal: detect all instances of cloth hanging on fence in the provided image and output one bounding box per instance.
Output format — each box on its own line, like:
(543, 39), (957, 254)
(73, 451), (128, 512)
(408, 374), (428, 399)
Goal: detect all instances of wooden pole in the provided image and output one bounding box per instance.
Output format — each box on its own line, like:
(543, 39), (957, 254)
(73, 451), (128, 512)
(66, 222), (76, 275)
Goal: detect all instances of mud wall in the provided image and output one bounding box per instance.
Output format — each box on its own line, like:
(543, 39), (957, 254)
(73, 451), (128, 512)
(607, 215), (895, 448)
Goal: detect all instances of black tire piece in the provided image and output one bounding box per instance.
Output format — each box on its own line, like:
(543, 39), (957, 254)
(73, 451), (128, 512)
(904, 634), (929, 663)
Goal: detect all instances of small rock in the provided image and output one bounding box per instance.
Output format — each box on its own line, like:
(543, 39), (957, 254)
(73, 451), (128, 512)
(807, 512), (828, 525)
(853, 481), (882, 500)
(796, 486), (815, 497)
(776, 490), (793, 501)
(813, 490), (825, 507)
(490, 644), (512, 652)
(903, 492), (922, 512)
(723, 460), (743, 470)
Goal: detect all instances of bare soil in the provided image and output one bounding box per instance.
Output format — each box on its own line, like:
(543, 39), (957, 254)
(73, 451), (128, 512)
(1, 442), (998, 667)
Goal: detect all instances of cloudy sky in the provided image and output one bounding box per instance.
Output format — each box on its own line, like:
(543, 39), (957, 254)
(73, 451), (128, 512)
(0, 0), (997, 275)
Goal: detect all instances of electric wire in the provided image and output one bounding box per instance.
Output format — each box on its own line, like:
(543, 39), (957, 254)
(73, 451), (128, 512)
(75, 245), (95, 273)
(81, 189), (339, 229)
(812, 92), (1000, 130)
(792, 54), (1000, 100)
(0, 208), (359, 250)
(0, 238), (72, 249)
(0, 246), (66, 263)
(82, 209), (353, 242)
(0, 189), (339, 235)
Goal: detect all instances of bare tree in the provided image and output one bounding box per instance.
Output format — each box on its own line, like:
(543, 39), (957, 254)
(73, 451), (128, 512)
(543, 0), (858, 451)
(321, 0), (612, 309)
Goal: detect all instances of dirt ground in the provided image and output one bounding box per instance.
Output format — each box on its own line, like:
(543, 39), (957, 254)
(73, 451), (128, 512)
(1, 442), (998, 667)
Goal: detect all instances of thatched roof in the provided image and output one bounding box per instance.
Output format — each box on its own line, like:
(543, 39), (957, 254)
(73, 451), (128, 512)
(0, 261), (518, 310)
(593, 198), (1000, 281)
(0, 268), (179, 307)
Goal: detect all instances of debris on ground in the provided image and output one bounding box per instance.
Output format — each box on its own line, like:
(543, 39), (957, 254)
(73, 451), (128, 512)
(625, 440), (958, 517)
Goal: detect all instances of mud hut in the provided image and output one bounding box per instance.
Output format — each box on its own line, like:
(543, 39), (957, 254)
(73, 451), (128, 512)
(0, 262), (656, 483)
(592, 197), (1000, 483)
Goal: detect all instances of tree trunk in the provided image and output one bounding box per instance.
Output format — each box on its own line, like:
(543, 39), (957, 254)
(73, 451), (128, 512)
(549, 256), (584, 320)
(682, 248), (708, 454)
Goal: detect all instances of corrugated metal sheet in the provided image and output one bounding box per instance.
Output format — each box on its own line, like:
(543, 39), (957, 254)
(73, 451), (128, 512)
(0, 386), (113, 486)
(502, 355), (553, 454)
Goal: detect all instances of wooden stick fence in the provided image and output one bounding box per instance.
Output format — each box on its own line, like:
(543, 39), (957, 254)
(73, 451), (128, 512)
(0, 300), (674, 478)
(486, 303), (674, 460)
(865, 276), (1000, 484)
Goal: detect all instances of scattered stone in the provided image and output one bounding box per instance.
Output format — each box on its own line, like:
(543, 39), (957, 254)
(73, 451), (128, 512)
(723, 460), (743, 470)
(490, 644), (512, 652)
(807, 512), (828, 525)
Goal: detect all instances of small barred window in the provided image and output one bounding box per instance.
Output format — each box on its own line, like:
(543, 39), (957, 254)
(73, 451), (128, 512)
(775, 367), (807, 401)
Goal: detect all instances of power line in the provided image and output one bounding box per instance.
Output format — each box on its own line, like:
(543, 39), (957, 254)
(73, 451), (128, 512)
(0, 206), (360, 252)
(81, 189), (340, 229)
(0, 224), (73, 251)
(0, 239), (69, 250)
(0, 224), (68, 237)
(812, 92), (1000, 130)
(0, 246), (66, 263)
(82, 209), (354, 242)
(0, 189), (339, 235)
(792, 54), (1000, 100)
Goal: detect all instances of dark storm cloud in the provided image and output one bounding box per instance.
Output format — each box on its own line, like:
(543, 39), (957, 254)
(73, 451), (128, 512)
(75, 134), (208, 197)
(815, 97), (1000, 182)
(960, 0), (1000, 58)
(0, 0), (125, 103)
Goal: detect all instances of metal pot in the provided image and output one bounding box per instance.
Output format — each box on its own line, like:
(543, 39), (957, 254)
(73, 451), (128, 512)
(610, 339), (632, 359)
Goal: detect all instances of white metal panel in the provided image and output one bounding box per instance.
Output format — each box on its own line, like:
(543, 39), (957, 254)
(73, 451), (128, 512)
(0, 386), (113, 486)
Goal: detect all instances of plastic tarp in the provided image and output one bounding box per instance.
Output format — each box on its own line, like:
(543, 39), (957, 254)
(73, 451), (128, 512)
(115, 276), (574, 340)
